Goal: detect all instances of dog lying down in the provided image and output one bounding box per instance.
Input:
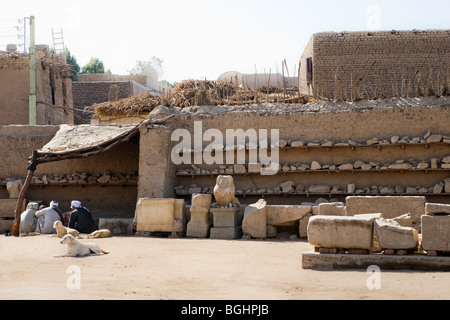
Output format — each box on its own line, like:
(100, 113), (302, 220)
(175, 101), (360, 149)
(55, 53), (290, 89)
(87, 229), (111, 239)
(50, 221), (80, 238)
(55, 234), (109, 258)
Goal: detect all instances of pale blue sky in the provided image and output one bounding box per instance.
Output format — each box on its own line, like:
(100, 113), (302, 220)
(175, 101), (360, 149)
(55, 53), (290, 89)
(1, 0), (448, 82)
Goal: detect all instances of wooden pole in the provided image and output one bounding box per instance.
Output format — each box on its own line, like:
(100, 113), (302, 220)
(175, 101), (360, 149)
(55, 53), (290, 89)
(12, 152), (38, 237)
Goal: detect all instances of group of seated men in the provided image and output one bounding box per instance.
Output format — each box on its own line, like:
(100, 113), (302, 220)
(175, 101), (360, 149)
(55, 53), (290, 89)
(19, 200), (97, 235)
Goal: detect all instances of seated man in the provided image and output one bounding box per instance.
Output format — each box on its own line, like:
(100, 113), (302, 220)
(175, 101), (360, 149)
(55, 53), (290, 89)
(19, 202), (40, 235)
(68, 200), (97, 234)
(35, 201), (61, 234)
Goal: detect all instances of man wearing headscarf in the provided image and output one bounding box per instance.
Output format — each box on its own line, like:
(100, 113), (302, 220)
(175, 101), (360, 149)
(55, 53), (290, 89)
(19, 202), (39, 235)
(34, 201), (61, 234)
(68, 200), (97, 234)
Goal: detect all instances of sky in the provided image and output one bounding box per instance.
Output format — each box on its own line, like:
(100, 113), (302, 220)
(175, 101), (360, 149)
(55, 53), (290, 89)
(0, 0), (449, 83)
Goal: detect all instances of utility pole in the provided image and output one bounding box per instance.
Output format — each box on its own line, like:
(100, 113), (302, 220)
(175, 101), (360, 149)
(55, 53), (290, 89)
(28, 15), (36, 125)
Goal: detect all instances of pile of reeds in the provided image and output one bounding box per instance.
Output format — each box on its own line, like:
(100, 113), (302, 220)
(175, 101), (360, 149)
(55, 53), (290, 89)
(91, 92), (161, 118)
(167, 79), (265, 108)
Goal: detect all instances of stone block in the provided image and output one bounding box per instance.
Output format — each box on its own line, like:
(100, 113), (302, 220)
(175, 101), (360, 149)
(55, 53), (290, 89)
(242, 199), (267, 238)
(318, 202), (346, 216)
(345, 196), (425, 229)
(210, 226), (242, 240)
(266, 205), (312, 226)
(191, 193), (212, 209)
(98, 218), (133, 235)
(307, 215), (375, 250)
(135, 198), (186, 233)
(421, 215), (450, 252)
(210, 207), (241, 228)
(0, 199), (26, 219)
(233, 164), (247, 174)
(187, 207), (211, 238)
(375, 218), (419, 250)
(425, 203), (450, 215)
(299, 214), (312, 238)
(309, 185), (330, 194)
(248, 163), (263, 173)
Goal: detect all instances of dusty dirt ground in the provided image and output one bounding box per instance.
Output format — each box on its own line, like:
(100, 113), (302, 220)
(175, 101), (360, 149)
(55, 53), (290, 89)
(1, 234), (450, 300)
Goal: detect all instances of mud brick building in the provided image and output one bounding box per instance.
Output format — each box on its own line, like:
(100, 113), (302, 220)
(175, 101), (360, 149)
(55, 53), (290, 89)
(0, 46), (74, 125)
(299, 29), (450, 99)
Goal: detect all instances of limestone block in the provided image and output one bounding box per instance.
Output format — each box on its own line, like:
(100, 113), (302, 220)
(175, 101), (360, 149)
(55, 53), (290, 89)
(191, 193), (212, 209)
(233, 164), (247, 174)
(213, 175), (235, 206)
(338, 163), (354, 171)
(0, 199), (26, 219)
(425, 203), (450, 215)
(307, 215), (375, 250)
(392, 213), (413, 228)
(242, 199), (267, 238)
(426, 134), (442, 144)
(375, 218), (419, 250)
(210, 207), (241, 228)
(210, 226), (242, 239)
(187, 207), (211, 238)
(421, 215), (450, 251)
(291, 140), (305, 148)
(136, 198), (185, 233)
(318, 202), (346, 216)
(310, 161), (322, 170)
(388, 163), (413, 170)
(266, 205), (312, 226)
(299, 214), (312, 238)
(98, 218), (133, 235)
(309, 185), (330, 194)
(345, 196), (426, 229)
(248, 163), (263, 173)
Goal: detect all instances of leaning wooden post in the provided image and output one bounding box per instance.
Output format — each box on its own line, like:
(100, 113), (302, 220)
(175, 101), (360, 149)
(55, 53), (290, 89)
(12, 151), (38, 237)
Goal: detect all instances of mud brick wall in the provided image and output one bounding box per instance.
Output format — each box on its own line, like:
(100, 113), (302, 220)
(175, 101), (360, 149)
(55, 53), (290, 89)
(299, 30), (450, 98)
(72, 81), (134, 124)
(77, 74), (147, 86)
(0, 55), (74, 125)
(0, 125), (139, 219)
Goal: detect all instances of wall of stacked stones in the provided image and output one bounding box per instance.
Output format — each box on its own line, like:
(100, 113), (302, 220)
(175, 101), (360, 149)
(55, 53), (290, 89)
(300, 30), (450, 99)
(0, 125), (139, 219)
(138, 99), (450, 207)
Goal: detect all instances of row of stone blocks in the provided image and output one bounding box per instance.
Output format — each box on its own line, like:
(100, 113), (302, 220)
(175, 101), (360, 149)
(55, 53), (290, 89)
(307, 203), (450, 255)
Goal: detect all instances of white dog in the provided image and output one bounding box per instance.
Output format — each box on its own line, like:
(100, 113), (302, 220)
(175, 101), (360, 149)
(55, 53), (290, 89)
(55, 234), (109, 257)
(50, 221), (80, 238)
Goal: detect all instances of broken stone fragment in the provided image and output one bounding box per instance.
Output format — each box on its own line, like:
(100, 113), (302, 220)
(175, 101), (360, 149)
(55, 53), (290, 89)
(310, 161), (322, 170)
(242, 199), (267, 238)
(375, 218), (419, 250)
(309, 185), (331, 194)
(426, 134), (442, 144)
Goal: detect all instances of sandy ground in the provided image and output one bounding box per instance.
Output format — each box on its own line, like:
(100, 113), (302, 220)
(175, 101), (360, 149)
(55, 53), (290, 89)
(1, 234), (450, 301)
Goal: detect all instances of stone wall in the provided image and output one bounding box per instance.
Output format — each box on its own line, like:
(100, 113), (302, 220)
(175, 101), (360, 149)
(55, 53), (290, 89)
(299, 30), (450, 99)
(138, 97), (450, 207)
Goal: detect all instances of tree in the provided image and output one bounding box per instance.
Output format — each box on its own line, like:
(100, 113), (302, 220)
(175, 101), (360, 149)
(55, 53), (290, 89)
(64, 48), (80, 81)
(81, 58), (107, 74)
(128, 56), (164, 78)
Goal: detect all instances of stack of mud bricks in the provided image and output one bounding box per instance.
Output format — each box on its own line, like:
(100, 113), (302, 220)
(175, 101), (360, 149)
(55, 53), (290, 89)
(311, 30), (450, 98)
(422, 203), (450, 256)
(210, 207), (243, 240)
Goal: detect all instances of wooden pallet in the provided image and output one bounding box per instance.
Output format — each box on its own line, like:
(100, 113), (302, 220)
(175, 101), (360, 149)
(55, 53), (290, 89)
(315, 247), (370, 255)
